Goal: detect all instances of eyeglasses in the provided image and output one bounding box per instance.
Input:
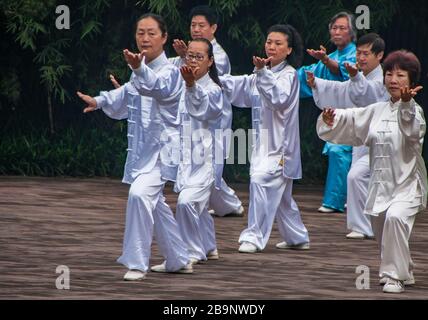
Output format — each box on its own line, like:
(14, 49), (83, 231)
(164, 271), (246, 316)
(185, 53), (206, 61)
(331, 26), (349, 31)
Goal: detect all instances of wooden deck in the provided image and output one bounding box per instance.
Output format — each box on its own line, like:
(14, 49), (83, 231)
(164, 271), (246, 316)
(0, 176), (427, 299)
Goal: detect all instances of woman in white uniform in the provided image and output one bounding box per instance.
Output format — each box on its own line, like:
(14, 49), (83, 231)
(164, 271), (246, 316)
(221, 24), (310, 253)
(151, 38), (228, 269)
(169, 5), (243, 217)
(77, 14), (193, 281)
(317, 50), (425, 293)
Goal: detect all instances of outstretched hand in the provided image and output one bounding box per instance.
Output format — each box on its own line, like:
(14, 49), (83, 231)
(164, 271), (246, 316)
(344, 62), (359, 78)
(173, 39), (188, 58)
(253, 56), (272, 70)
(306, 71), (316, 89)
(322, 108), (336, 127)
(110, 74), (121, 89)
(401, 86), (423, 102)
(77, 91), (97, 113)
(123, 49), (145, 69)
(307, 45), (327, 61)
(180, 65), (199, 87)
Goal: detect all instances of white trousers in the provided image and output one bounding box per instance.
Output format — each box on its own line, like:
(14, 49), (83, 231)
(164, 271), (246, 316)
(239, 170), (309, 250)
(347, 154), (373, 236)
(209, 178), (242, 216)
(176, 183), (217, 261)
(371, 201), (419, 281)
(117, 163), (189, 272)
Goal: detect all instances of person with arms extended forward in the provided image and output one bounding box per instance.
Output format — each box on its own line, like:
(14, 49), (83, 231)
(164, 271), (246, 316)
(152, 38), (228, 270)
(77, 14), (193, 281)
(221, 24), (310, 253)
(317, 50), (426, 293)
(170, 5), (243, 218)
(298, 11), (357, 214)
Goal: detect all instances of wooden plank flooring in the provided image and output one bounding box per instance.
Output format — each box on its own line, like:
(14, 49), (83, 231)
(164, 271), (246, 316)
(0, 177), (427, 299)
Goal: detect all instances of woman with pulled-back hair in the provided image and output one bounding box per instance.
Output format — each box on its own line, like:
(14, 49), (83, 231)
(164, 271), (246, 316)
(317, 50), (426, 294)
(77, 13), (193, 281)
(221, 24), (310, 254)
(150, 39), (230, 270)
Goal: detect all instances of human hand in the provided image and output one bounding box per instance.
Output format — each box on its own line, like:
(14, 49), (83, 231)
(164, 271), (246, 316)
(307, 45), (327, 61)
(253, 56), (273, 70)
(306, 71), (316, 88)
(180, 65), (198, 87)
(322, 107), (336, 127)
(401, 85), (423, 102)
(123, 49), (145, 69)
(344, 62), (359, 78)
(173, 39), (188, 58)
(109, 74), (121, 89)
(77, 91), (97, 113)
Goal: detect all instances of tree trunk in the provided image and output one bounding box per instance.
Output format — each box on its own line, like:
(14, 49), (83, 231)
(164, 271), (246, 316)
(47, 92), (55, 134)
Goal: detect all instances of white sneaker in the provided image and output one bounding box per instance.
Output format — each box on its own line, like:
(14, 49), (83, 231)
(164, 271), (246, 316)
(209, 206), (244, 217)
(123, 269), (146, 281)
(276, 241), (310, 250)
(318, 206), (336, 213)
(383, 278), (404, 293)
(207, 249), (219, 260)
(151, 261), (194, 274)
(346, 231), (366, 239)
(238, 242), (259, 253)
(232, 206), (244, 216)
(379, 272), (415, 286)
(189, 257), (200, 265)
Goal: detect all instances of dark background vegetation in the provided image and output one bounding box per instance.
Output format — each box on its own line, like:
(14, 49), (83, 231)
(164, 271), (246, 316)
(1, 0), (427, 184)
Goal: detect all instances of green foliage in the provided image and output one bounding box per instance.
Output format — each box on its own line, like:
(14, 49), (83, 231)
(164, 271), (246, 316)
(0, 126), (127, 177)
(1, 0), (426, 182)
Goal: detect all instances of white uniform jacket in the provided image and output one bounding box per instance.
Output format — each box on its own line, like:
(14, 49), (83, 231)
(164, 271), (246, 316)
(317, 99), (427, 215)
(313, 65), (390, 161)
(220, 61), (302, 179)
(94, 52), (183, 184)
(175, 73), (228, 191)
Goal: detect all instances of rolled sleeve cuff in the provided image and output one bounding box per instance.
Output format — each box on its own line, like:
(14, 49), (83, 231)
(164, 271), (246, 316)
(94, 96), (106, 110)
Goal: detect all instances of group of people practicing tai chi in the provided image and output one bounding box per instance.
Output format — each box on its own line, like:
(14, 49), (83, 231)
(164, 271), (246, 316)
(77, 6), (426, 294)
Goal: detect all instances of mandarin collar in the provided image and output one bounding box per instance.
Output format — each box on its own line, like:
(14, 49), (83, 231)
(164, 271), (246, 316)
(269, 60), (288, 73)
(146, 51), (168, 70)
(196, 72), (212, 87)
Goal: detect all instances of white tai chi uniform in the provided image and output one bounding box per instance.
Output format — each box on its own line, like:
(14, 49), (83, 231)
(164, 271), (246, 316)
(312, 65), (390, 237)
(175, 73), (228, 261)
(94, 52), (190, 273)
(221, 61), (310, 250)
(317, 98), (427, 281)
(170, 39), (242, 216)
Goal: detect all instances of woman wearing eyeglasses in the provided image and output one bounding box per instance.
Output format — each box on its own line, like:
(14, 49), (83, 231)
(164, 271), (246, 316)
(220, 24), (310, 254)
(151, 38), (230, 269)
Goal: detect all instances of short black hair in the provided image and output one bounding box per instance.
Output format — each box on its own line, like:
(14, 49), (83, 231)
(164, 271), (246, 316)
(135, 13), (167, 36)
(267, 24), (304, 68)
(356, 33), (385, 55)
(383, 50), (421, 86)
(189, 5), (218, 25)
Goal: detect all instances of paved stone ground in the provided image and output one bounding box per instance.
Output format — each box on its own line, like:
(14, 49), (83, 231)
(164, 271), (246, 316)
(0, 176), (427, 300)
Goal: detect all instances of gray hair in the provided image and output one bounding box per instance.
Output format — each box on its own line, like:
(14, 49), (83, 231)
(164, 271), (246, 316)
(328, 11), (357, 42)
